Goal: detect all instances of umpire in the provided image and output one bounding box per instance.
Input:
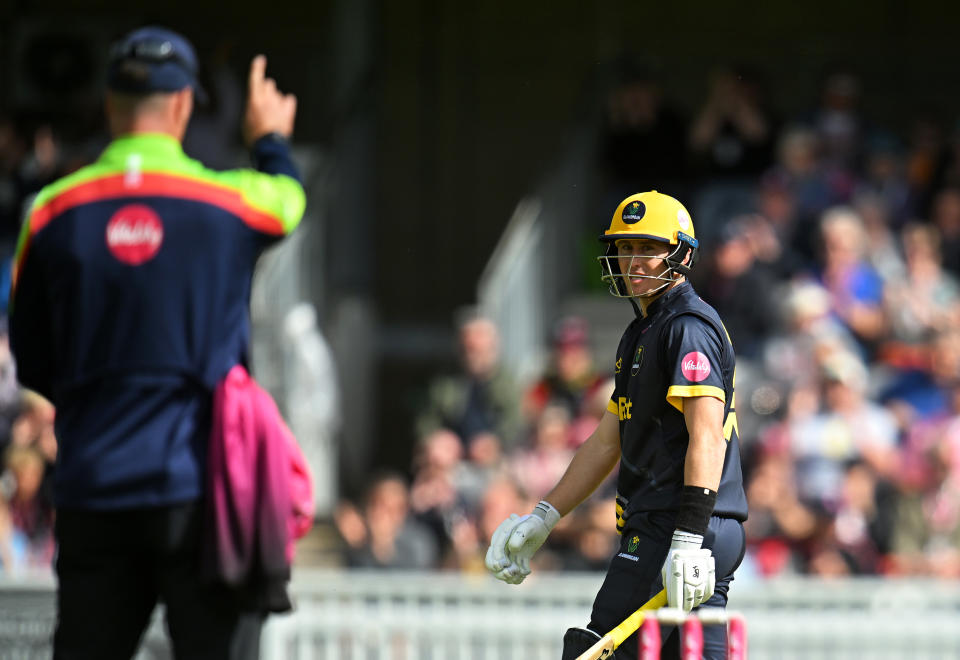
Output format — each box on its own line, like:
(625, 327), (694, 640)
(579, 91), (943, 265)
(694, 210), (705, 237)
(10, 26), (304, 659)
(485, 191), (747, 659)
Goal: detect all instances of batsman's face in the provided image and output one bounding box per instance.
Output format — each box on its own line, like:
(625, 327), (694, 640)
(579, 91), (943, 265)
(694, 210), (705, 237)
(616, 238), (671, 296)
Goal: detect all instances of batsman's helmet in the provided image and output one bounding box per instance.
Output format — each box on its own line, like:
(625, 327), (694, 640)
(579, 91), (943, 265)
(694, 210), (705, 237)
(597, 191), (699, 298)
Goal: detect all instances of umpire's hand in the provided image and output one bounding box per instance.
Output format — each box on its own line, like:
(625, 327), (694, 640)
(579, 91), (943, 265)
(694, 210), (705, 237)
(243, 55), (297, 146)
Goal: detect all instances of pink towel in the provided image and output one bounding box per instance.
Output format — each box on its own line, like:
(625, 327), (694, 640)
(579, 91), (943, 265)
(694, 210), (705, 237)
(205, 364), (314, 610)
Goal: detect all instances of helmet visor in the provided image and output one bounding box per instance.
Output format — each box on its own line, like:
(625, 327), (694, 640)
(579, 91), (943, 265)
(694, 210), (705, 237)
(597, 241), (687, 298)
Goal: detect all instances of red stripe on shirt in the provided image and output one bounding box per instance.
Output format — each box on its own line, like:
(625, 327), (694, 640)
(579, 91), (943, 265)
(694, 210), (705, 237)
(28, 172), (285, 236)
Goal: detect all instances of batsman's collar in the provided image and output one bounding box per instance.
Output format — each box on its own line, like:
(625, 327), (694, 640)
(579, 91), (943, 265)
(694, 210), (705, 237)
(107, 26), (208, 104)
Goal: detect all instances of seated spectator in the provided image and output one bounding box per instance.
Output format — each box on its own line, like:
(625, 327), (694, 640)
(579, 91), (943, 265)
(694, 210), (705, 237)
(0, 490), (27, 575)
(771, 127), (836, 236)
(409, 428), (466, 556)
(3, 445), (54, 568)
(882, 328), (960, 435)
(688, 65), (775, 180)
(524, 316), (607, 429)
(0, 116), (27, 246)
(808, 69), (865, 186)
(555, 496), (619, 572)
(509, 403), (576, 501)
(334, 472), (438, 570)
(884, 223), (960, 353)
(596, 58), (688, 208)
(854, 132), (914, 227)
(743, 447), (818, 578)
(887, 380), (960, 577)
(571, 377), (616, 449)
(904, 116), (943, 207)
(853, 192), (906, 285)
(8, 390), (57, 511)
(0, 319), (21, 451)
(694, 218), (778, 358)
(928, 186), (960, 277)
(762, 279), (859, 395)
(416, 310), (522, 450)
(789, 351), (898, 512)
(814, 206), (887, 350)
(810, 460), (895, 576)
(408, 427), (505, 561)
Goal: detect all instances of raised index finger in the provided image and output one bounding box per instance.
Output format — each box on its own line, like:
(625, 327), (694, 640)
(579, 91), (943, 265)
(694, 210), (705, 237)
(248, 55), (267, 92)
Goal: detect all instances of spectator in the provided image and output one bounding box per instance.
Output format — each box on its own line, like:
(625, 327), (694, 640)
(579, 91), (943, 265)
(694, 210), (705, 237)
(0, 321), (22, 451)
(762, 279), (859, 397)
(3, 444), (54, 568)
(810, 460), (894, 575)
(508, 403), (576, 501)
(927, 186), (960, 277)
(774, 127), (835, 222)
(905, 116), (943, 208)
(694, 218), (778, 358)
(0, 117), (28, 247)
(884, 223), (960, 351)
(408, 428), (478, 559)
(743, 453), (817, 577)
(524, 315), (607, 431)
(337, 472), (438, 570)
(416, 310), (523, 449)
(854, 133), (914, 227)
(853, 192), (906, 285)
(887, 380), (960, 577)
(789, 351), (898, 512)
(688, 66), (776, 179)
(881, 328), (960, 429)
(597, 59), (688, 208)
(814, 206), (887, 349)
(752, 172), (806, 278)
(0, 491), (28, 575)
(808, 69), (865, 179)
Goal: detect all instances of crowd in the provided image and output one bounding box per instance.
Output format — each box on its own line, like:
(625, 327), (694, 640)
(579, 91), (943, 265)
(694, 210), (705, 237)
(0, 117), (69, 575)
(2, 60), (960, 581)
(333, 64), (960, 582)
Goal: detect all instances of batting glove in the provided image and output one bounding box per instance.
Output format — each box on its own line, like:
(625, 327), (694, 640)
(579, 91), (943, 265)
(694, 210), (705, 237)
(660, 530), (716, 613)
(485, 501), (561, 584)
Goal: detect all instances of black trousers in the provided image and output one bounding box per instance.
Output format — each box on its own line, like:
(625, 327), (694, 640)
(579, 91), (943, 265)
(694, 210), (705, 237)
(588, 512), (746, 660)
(54, 501), (263, 660)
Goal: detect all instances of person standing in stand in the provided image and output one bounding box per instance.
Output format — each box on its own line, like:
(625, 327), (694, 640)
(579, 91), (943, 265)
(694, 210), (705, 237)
(9, 26), (304, 659)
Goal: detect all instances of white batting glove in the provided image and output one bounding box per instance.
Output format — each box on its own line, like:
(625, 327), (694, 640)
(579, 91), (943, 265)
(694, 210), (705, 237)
(660, 530), (716, 613)
(485, 501), (561, 584)
(485, 514), (524, 583)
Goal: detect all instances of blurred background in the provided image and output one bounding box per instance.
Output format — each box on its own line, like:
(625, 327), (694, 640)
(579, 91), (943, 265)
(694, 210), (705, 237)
(3, 1), (960, 658)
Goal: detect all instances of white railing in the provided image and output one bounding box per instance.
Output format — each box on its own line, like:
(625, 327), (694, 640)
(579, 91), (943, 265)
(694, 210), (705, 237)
(5, 570), (960, 659)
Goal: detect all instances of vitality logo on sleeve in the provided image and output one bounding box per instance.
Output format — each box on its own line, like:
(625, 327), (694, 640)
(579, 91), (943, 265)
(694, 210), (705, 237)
(680, 351), (711, 382)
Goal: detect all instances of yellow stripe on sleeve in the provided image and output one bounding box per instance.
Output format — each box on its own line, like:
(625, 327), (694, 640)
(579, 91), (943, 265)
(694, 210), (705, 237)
(665, 385), (726, 413)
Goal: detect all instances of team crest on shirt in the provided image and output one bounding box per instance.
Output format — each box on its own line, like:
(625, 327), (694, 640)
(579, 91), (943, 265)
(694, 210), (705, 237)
(631, 346), (644, 375)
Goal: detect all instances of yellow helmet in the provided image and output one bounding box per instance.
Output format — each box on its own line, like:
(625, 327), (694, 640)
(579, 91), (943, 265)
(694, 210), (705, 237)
(598, 191), (699, 298)
(602, 191), (697, 245)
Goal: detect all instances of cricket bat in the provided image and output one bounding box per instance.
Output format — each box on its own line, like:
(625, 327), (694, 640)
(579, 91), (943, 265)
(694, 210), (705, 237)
(576, 588), (668, 660)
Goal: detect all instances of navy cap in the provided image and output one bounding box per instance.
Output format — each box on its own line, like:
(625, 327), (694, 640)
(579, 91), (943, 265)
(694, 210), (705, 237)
(107, 26), (207, 103)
